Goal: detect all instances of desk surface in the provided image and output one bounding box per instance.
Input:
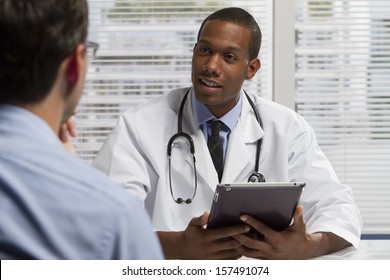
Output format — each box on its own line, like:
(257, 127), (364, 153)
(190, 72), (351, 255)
(314, 239), (390, 260)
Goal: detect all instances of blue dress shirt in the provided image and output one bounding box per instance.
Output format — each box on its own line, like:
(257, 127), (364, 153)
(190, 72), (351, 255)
(191, 89), (242, 160)
(0, 105), (163, 260)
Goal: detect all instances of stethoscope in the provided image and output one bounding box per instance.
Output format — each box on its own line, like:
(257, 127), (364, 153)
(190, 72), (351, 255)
(167, 88), (265, 204)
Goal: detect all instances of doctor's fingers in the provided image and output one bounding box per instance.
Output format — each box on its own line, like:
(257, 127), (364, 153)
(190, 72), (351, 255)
(233, 234), (273, 259)
(199, 247), (242, 260)
(239, 214), (277, 241)
(237, 245), (272, 260)
(213, 248), (243, 260)
(206, 224), (251, 241)
(206, 236), (246, 260)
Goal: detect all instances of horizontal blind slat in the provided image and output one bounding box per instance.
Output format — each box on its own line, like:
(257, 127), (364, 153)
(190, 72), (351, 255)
(295, 0), (390, 234)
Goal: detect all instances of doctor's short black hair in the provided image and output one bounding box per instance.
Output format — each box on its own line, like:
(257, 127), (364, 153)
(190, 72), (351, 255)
(196, 7), (262, 60)
(0, 0), (88, 105)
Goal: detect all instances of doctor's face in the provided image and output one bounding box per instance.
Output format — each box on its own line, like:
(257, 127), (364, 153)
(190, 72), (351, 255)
(191, 20), (260, 118)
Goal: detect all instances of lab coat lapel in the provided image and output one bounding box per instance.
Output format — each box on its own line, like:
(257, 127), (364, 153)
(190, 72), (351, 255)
(188, 130), (219, 189)
(181, 91), (219, 192)
(223, 95), (265, 182)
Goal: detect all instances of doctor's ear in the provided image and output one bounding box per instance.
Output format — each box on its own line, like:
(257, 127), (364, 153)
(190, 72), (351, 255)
(246, 58), (261, 80)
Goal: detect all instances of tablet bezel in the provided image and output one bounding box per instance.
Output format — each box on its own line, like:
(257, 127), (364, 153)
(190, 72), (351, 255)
(207, 182), (305, 231)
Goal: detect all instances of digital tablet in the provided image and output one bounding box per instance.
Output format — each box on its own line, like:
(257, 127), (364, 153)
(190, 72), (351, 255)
(207, 182), (305, 231)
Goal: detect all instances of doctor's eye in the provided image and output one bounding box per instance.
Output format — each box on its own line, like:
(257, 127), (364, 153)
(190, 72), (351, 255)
(197, 47), (211, 55)
(224, 53), (238, 63)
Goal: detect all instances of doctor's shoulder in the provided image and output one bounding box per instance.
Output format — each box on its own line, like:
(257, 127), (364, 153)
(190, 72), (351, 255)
(255, 97), (310, 130)
(121, 88), (186, 118)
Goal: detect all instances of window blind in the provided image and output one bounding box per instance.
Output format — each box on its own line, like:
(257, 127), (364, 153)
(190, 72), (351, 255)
(74, 0), (273, 163)
(295, 0), (390, 234)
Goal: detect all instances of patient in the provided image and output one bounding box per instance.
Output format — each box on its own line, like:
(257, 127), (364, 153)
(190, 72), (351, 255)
(0, 0), (163, 260)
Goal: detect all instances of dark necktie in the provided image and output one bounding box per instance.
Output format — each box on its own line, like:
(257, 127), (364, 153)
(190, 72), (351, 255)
(207, 120), (224, 182)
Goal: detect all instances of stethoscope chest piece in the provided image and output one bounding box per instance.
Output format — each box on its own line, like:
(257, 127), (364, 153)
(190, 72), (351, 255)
(248, 172), (266, 183)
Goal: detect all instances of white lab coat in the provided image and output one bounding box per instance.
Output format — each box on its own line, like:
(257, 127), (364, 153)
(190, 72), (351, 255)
(93, 87), (362, 248)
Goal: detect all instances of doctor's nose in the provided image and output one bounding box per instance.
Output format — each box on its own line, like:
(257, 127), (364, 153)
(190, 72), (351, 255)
(203, 55), (222, 76)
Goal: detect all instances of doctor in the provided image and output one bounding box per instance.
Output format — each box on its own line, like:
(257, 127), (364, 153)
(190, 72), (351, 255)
(93, 7), (362, 259)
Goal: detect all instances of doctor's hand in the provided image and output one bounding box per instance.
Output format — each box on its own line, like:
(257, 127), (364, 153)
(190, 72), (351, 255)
(233, 205), (351, 259)
(158, 211), (250, 260)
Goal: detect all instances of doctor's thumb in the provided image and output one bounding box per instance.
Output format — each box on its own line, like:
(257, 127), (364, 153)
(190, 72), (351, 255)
(292, 204), (305, 226)
(189, 211), (210, 227)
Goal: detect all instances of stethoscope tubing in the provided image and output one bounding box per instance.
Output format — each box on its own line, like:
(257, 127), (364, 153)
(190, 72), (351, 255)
(167, 88), (265, 204)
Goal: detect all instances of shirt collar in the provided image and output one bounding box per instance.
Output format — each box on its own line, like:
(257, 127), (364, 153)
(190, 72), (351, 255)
(0, 104), (61, 147)
(191, 88), (242, 132)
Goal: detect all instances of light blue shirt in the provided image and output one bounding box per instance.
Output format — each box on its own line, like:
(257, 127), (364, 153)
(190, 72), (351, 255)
(191, 89), (242, 160)
(0, 105), (163, 260)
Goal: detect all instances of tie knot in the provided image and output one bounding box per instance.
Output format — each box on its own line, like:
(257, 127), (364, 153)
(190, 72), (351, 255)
(208, 120), (224, 137)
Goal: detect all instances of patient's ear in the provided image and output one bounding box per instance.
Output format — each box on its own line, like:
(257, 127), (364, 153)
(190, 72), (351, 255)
(66, 55), (78, 86)
(65, 44), (85, 87)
